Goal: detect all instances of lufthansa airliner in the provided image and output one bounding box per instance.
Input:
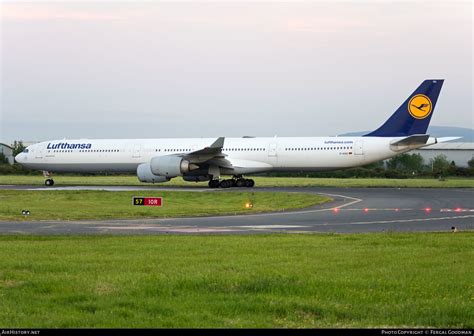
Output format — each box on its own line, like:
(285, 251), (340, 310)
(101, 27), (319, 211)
(15, 80), (452, 188)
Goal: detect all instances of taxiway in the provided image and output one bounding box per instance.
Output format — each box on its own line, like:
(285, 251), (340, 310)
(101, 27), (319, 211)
(0, 185), (472, 234)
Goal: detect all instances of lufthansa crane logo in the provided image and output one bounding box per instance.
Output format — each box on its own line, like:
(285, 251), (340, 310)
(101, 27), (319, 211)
(408, 94), (432, 119)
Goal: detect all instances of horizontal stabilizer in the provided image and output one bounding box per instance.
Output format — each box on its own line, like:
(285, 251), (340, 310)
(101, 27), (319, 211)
(390, 134), (430, 151)
(436, 137), (461, 143)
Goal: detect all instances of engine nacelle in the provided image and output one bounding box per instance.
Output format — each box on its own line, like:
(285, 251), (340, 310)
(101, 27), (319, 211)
(136, 163), (170, 183)
(150, 155), (197, 177)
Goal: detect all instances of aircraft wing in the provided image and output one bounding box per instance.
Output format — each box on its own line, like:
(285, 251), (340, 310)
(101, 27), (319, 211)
(181, 137), (229, 165)
(176, 137), (273, 172)
(187, 137), (225, 156)
(206, 157), (234, 169)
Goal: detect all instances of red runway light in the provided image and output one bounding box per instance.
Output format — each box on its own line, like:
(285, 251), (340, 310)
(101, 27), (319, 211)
(455, 207), (462, 212)
(395, 208), (399, 212)
(333, 208), (339, 213)
(363, 208), (369, 213)
(425, 207), (431, 213)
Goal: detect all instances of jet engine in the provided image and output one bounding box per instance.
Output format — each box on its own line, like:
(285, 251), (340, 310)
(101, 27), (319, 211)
(136, 163), (170, 183)
(150, 155), (198, 177)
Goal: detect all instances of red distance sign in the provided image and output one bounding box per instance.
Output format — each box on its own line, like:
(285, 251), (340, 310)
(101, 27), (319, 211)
(133, 197), (163, 207)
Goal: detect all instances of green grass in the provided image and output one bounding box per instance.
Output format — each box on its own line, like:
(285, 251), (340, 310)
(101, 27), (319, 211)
(0, 190), (330, 221)
(1, 174), (474, 188)
(0, 233), (472, 328)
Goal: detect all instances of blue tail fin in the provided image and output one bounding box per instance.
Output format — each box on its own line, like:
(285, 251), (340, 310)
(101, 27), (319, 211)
(364, 79), (444, 137)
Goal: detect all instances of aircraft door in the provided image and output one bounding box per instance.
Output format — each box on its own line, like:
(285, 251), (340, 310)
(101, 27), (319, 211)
(35, 147), (43, 159)
(354, 140), (364, 155)
(132, 144), (142, 158)
(268, 142), (277, 157)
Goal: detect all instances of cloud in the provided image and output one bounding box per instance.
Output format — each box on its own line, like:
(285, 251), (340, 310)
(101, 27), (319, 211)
(1, 4), (125, 21)
(286, 17), (370, 33)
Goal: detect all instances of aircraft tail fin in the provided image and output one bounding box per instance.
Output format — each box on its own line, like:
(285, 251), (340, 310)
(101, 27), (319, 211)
(364, 80), (444, 137)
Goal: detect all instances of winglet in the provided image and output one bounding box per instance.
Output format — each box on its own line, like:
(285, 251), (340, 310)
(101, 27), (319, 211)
(210, 137), (225, 149)
(184, 137), (225, 157)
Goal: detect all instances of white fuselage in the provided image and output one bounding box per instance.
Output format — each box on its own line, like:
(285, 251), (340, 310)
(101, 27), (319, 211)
(15, 136), (415, 176)
(12, 79), (447, 184)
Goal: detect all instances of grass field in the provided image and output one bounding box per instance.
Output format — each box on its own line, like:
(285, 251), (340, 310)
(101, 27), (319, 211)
(0, 233), (472, 328)
(1, 174), (474, 188)
(0, 190), (330, 221)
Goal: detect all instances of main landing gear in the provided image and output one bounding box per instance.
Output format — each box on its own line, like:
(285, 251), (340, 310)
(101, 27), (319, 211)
(208, 176), (255, 189)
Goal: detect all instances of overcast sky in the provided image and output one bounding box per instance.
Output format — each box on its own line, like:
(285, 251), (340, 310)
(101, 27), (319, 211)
(1, 1), (472, 143)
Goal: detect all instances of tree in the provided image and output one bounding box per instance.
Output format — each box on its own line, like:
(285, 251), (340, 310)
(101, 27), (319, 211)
(12, 141), (25, 157)
(430, 154), (451, 177)
(468, 157), (474, 169)
(449, 161), (457, 175)
(362, 161), (385, 169)
(386, 153), (424, 173)
(0, 152), (8, 164)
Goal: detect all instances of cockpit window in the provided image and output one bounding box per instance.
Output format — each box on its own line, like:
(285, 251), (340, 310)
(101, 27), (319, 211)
(23, 149), (29, 153)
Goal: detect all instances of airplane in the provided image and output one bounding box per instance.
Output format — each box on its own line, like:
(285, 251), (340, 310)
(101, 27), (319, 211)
(15, 79), (454, 188)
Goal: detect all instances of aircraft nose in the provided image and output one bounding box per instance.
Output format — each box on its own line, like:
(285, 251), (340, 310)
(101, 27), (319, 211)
(15, 153), (24, 163)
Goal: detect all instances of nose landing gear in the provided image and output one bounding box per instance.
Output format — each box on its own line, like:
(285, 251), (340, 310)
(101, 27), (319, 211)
(43, 171), (54, 186)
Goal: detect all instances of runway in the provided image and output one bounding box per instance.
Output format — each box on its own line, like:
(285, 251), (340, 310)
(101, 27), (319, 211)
(0, 185), (473, 234)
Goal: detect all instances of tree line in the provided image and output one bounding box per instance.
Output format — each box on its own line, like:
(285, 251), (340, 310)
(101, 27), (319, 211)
(266, 153), (474, 178)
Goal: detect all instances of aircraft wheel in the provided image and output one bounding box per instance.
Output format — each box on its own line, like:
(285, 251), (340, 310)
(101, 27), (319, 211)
(235, 179), (246, 188)
(245, 179), (255, 188)
(220, 179), (232, 188)
(208, 180), (220, 188)
(45, 179), (54, 186)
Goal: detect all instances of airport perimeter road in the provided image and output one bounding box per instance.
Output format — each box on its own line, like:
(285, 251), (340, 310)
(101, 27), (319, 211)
(0, 186), (473, 234)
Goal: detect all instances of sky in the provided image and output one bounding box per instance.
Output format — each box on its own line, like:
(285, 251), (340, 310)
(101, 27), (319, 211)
(0, 1), (472, 143)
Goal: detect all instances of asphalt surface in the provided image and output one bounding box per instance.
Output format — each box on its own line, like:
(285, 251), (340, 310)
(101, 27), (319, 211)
(1, 185), (473, 234)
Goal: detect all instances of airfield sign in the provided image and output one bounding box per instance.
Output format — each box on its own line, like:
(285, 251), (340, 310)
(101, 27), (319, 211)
(132, 197), (163, 207)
